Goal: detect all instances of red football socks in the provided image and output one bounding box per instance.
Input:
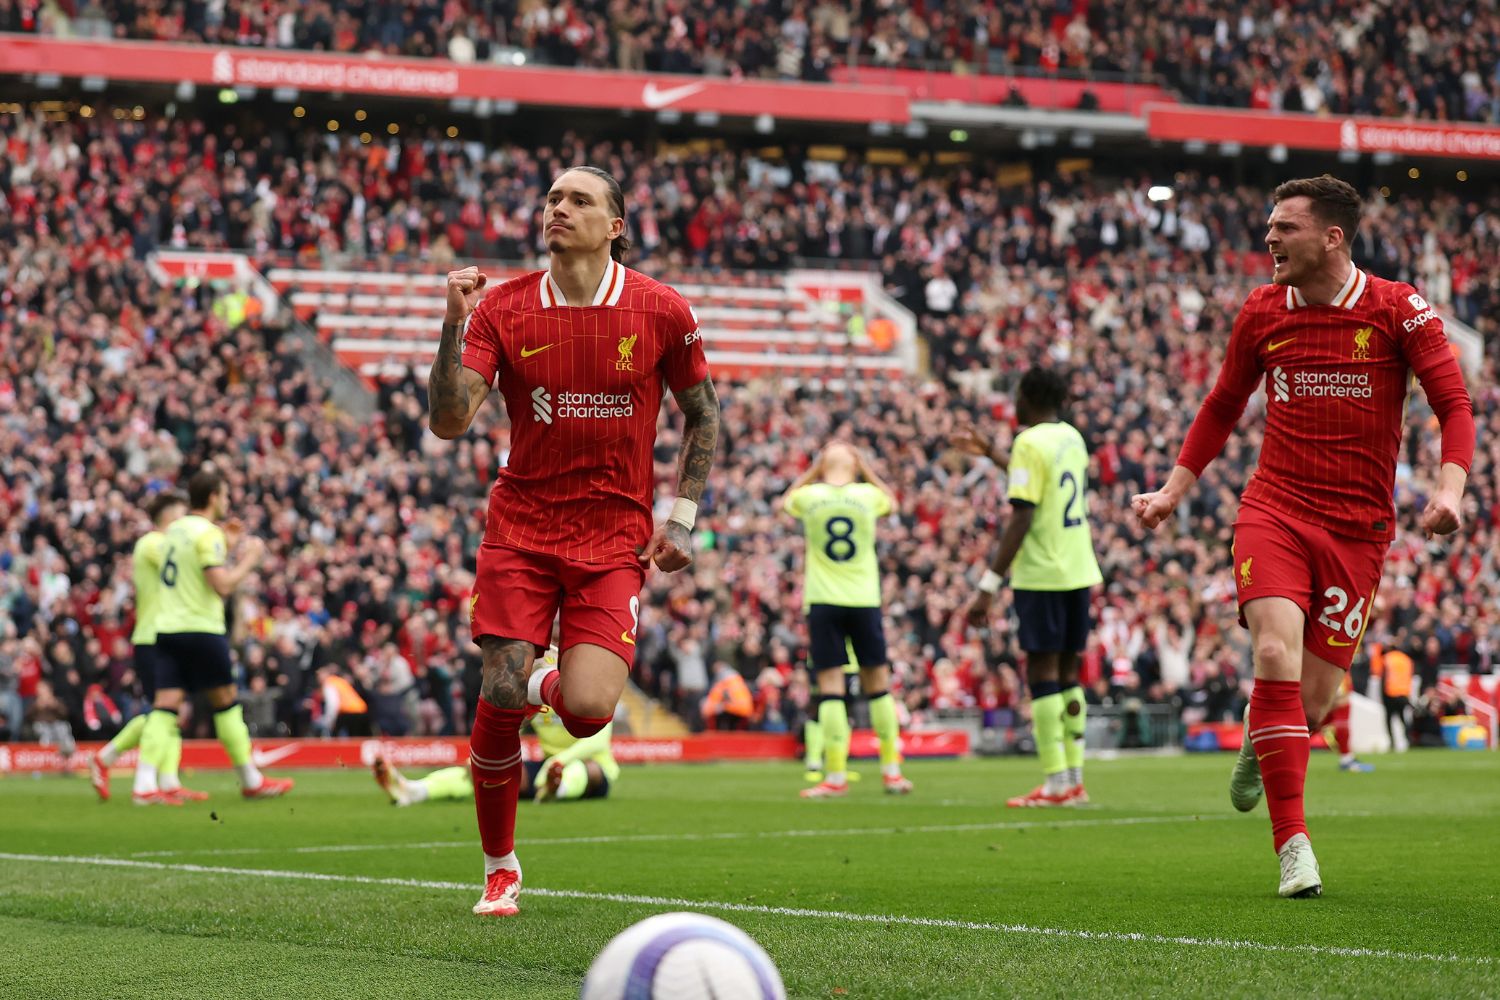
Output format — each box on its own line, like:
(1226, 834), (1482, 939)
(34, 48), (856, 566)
(469, 699), (525, 858)
(1249, 679), (1311, 851)
(1325, 701), (1351, 756)
(539, 669), (613, 738)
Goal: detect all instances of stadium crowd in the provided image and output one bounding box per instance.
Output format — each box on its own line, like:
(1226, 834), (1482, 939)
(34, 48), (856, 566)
(21, 0), (1500, 122)
(1, 106), (1497, 751)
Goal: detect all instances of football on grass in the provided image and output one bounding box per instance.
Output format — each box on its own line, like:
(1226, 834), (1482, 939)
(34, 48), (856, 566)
(581, 912), (786, 1000)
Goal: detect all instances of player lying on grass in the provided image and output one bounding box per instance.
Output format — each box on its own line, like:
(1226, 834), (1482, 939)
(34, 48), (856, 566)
(373, 650), (619, 806)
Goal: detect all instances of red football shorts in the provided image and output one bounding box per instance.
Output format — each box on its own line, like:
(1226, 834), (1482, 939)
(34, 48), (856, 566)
(471, 542), (645, 664)
(1231, 500), (1388, 670)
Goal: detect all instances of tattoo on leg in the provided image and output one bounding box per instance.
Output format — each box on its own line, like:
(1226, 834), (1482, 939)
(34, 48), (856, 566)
(479, 638), (534, 709)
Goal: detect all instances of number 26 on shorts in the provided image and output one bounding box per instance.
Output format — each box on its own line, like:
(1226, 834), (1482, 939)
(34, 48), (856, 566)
(1316, 586), (1365, 642)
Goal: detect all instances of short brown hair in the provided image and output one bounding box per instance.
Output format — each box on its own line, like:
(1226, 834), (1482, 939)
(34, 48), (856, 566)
(144, 491), (187, 524)
(187, 467), (225, 509)
(1273, 175), (1362, 246)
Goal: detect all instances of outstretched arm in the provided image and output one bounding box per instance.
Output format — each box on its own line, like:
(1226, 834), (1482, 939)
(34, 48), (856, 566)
(640, 377), (721, 573)
(1403, 302), (1475, 538)
(1134, 306), (1260, 530)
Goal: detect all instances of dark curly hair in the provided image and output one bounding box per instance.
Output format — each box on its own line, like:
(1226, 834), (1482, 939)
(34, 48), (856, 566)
(1018, 367), (1069, 416)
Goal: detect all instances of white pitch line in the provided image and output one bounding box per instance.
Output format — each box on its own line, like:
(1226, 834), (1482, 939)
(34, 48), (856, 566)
(0, 851), (1488, 968)
(127, 813), (1238, 858)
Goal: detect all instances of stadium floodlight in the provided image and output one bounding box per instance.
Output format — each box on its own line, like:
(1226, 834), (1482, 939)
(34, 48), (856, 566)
(694, 111), (720, 127)
(272, 87), (299, 103)
(1183, 139), (1206, 154)
(81, 76), (107, 92)
(869, 121), (893, 137)
(1147, 185), (1173, 202)
(1219, 142), (1241, 156)
(176, 80), (196, 102)
(1072, 131), (1095, 148)
(754, 114), (775, 134)
(1268, 144), (1289, 163)
(903, 120), (928, 139)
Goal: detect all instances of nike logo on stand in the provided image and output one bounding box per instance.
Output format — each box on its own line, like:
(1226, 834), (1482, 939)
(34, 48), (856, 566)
(520, 344), (555, 358)
(1266, 337), (1296, 352)
(642, 81), (708, 110)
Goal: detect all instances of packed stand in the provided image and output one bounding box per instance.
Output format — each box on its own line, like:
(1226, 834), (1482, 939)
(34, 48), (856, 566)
(1, 106), (1497, 752)
(24, 0), (1500, 123)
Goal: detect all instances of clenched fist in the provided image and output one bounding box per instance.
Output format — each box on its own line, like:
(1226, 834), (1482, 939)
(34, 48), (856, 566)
(446, 266), (489, 325)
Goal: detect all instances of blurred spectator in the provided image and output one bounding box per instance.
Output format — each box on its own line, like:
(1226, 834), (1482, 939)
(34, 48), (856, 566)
(42, 0), (1500, 123)
(702, 661), (755, 731)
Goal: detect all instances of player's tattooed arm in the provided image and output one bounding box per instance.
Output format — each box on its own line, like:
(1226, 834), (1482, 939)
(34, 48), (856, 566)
(672, 377), (721, 505)
(429, 266), (491, 438)
(639, 377), (720, 572)
(427, 323), (490, 438)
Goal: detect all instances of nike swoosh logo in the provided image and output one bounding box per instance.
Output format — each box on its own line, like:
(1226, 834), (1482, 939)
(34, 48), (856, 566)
(1327, 637), (1354, 647)
(481, 780), (511, 789)
(519, 344), (555, 358)
(250, 745), (299, 768)
(1266, 337), (1296, 352)
(620, 630), (637, 646)
(1256, 748), (1283, 763)
(642, 81), (707, 110)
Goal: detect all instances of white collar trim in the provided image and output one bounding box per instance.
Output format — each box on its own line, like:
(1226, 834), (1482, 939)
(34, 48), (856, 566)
(1286, 267), (1366, 310)
(539, 259), (625, 308)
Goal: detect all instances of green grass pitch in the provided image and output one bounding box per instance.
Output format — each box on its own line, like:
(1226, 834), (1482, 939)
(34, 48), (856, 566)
(2, 752), (1496, 999)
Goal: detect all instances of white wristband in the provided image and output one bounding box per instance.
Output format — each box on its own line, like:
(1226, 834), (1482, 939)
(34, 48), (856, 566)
(668, 497), (698, 530)
(978, 570), (1002, 595)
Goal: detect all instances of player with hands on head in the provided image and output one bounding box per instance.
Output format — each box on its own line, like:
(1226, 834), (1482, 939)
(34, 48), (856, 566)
(960, 368), (1101, 808)
(783, 442), (912, 798)
(1131, 175), (1473, 898)
(428, 165), (719, 917)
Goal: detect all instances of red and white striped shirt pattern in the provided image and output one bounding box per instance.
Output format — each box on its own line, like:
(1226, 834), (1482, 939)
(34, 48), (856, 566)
(1178, 267), (1475, 542)
(460, 259), (711, 563)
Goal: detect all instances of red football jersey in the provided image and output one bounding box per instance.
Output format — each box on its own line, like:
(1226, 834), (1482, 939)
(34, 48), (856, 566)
(459, 259), (711, 563)
(1178, 267), (1474, 542)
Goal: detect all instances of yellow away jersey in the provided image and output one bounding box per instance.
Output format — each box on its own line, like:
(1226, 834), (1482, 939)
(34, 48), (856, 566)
(1006, 422), (1103, 591)
(130, 530), (170, 645)
(529, 712), (621, 782)
(786, 482), (892, 609)
(155, 514), (230, 635)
